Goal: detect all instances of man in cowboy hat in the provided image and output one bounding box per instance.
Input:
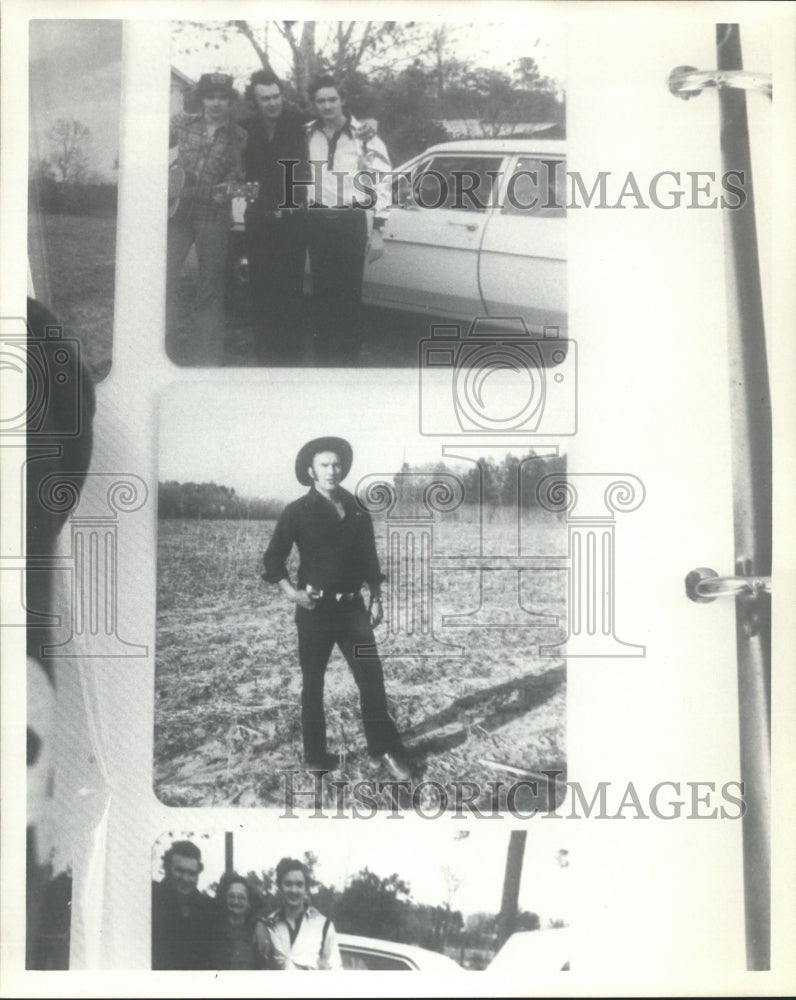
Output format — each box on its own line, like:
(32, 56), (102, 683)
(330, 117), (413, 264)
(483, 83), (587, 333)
(167, 72), (247, 365)
(262, 436), (410, 779)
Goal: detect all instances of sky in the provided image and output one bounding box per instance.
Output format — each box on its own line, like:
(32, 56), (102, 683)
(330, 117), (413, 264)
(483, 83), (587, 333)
(152, 824), (569, 923)
(157, 379), (559, 502)
(29, 20), (123, 180)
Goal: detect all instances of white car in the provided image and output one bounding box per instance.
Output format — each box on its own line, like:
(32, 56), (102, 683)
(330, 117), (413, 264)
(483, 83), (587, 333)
(337, 932), (465, 971)
(228, 137), (567, 335)
(487, 927), (570, 973)
(363, 137), (567, 334)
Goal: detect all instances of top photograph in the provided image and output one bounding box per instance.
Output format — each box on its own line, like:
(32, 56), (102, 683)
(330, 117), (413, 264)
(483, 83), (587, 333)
(28, 18), (567, 372)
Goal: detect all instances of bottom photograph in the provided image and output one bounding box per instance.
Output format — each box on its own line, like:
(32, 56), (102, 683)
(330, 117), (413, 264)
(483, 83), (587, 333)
(151, 826), (569, 972)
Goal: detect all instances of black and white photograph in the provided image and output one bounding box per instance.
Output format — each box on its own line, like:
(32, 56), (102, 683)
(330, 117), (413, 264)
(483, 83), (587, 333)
(150, 827), (569, 972)
(163, 18), (566, 367)
(1, 1), (795, 996)
(154, 382), (568, 810)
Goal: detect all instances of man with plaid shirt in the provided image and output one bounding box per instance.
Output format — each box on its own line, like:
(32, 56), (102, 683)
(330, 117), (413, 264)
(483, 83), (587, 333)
(167, 72), (247, 365)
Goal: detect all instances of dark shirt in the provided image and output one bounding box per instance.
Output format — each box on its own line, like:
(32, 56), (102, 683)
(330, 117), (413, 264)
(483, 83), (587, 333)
(263, 486), (385, 594)
(151, 879), (215, 970)
(243, 111), (310, 215)
(209, 916), (264, 970)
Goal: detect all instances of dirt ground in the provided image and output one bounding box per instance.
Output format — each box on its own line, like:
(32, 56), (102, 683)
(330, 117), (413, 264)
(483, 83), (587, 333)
(154, 511), (567, 811)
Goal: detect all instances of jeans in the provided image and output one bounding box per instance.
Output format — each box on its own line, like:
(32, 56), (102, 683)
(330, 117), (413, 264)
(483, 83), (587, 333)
(306, 207), (369, 365)
(166, 216), (229, 365)
(295, 598), (403, 761)
(245, 212), (307, 365)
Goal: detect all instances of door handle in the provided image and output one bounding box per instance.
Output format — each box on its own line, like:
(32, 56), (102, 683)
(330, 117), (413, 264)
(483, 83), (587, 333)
(447, 220), (478, 232)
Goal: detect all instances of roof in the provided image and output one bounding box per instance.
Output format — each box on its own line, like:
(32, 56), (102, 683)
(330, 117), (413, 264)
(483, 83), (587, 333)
(417, 137), (566, 156)
(170, 66), (194, 89)
(336, 932), (464, 970)
(435, 119), (559, 139)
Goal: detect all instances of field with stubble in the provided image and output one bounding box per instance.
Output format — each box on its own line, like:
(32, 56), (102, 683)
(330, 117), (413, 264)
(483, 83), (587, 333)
(154, 511), (567, 812)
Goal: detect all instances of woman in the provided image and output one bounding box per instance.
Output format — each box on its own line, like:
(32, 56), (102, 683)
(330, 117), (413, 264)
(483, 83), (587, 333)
(209, 872), (265, 970)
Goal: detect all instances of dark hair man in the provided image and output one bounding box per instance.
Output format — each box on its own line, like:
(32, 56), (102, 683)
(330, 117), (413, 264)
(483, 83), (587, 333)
(262, 437), (411, 780)
(304, 76), (391, 364)
(151, 839), (214, 970)
(255, 857), (340, 970)
(243, 69), (310, 364)
(167, 72), (247, 365)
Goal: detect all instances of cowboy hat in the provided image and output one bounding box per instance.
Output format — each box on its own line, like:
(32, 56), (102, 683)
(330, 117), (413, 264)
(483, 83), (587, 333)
(295, 437), (353, 486)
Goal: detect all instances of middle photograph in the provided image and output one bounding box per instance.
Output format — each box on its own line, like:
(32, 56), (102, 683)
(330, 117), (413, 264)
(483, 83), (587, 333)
(154, 381), (569, 811)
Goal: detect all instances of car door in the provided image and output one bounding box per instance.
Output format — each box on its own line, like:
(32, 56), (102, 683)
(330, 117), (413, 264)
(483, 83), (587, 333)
(478, 153), (567, 334)
(364, 152), (505, 318)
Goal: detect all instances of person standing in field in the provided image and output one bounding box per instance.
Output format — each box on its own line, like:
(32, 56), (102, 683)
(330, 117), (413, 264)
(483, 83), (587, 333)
(166, 72), (247, 365)
(242, 69), (310, 365)
(255, 857), (341, 970)
(304, 76), (391, 365)
(262, 436), (411, 780)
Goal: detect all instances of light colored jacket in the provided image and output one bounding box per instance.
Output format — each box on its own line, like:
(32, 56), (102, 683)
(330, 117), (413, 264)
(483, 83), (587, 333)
(256, 905), (342, 970)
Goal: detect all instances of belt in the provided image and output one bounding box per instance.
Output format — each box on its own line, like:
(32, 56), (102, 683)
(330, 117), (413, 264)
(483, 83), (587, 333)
(250, 206), (305, 218)
(306, 585), (357, 602)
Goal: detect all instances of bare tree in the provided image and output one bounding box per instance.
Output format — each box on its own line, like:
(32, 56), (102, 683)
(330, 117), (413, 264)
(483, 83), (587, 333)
(47, 118), (92, 183)
(175, 20), (427, 107)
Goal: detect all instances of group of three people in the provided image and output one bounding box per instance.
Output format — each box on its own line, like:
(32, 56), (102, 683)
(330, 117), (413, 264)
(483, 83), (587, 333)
(152, 841), (341, 971)
(167, 69), (391, 367)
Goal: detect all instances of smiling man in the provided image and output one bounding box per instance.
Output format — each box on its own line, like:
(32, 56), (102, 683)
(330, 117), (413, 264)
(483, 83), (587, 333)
(256, 858), (340, 970)
(243, 69), (310, 364)
(262, 436), (410, 779)
(151, 840), (214, 970)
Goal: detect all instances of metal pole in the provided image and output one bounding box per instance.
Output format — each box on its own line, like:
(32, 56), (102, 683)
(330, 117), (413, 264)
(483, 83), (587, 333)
(497, 830), (527, 948)
(225, 831), (234, 875)
(716, 22), (772, 972)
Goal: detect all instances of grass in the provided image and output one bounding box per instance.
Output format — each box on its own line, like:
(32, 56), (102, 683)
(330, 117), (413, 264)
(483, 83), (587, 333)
(27, 212), (117, 381)
(26, 211), (466, 372)
(154, 511), (567, 811)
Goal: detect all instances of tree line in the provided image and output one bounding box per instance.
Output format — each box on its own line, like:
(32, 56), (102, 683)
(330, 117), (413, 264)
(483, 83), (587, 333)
(158, 452), (565, 521)
(205, 853), (543, 968)
(158, 481), (285, 520)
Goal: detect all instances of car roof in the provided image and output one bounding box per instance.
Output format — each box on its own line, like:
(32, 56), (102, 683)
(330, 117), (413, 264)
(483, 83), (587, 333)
(336, 932), (464, 970)
(488, 927), (570, 973)
(419, 138), (566, 156)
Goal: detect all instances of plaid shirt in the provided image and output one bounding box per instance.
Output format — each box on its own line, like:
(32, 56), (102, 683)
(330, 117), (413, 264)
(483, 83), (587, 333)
(170, 113), (247, 223)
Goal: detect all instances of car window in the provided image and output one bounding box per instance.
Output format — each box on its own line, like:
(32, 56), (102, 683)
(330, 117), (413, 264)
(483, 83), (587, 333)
(340, 947), (415, 970)
(502, 156), (567, 217)
(411, 155), (504, 212)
